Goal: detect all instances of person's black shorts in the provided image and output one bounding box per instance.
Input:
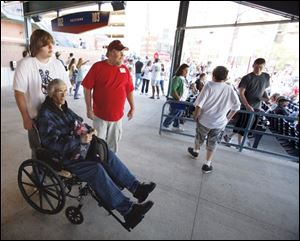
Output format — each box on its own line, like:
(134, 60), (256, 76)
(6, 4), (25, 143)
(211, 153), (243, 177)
(233, 109), (260, 136)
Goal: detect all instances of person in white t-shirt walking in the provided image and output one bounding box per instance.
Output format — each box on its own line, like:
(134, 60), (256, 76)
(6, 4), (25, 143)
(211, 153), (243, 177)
(150, 58), (161, 99)
(13, 29), (69, 157)
(187, 66), (240, 173)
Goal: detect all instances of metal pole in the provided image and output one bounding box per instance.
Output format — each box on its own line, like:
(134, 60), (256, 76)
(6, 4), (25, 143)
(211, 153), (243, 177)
(24, 16), (32, 52)
(167, 1), (189, 97)
(181, 19), (297, 30)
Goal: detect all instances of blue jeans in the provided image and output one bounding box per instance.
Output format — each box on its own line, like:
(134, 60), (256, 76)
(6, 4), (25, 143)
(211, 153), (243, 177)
(159, 80), (165, 95)
(135, 73), (142, 89)
(63, 149), (139, 216)
(74, 81), (82, 98)
(163, 103), (185, 128)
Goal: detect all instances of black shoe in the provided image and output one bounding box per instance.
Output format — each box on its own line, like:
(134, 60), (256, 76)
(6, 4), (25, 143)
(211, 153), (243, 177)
(202, 164), (213, 173)
(188, 147), (199, 158)
(133, 182), (156, 203)
(124, 201), (154, 229)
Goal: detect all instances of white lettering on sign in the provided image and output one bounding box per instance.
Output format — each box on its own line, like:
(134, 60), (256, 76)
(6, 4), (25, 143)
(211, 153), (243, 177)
(58, 17), (64, 27)
(92, 12), (100, 23)
(70, 18), (83, 23)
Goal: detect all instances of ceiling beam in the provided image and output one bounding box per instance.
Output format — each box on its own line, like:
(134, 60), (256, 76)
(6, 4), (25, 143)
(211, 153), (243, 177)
(235, 1), (299, 20)
(22, 1), (111, 17)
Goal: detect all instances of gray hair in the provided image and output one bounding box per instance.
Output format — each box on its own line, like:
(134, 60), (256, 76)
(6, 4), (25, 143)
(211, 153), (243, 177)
(47, 79), (67, 97)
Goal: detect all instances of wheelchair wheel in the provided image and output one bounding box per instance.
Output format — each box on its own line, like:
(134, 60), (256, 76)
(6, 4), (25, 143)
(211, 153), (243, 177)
(65, 206), (84, 224)
(18, 159), (66, 214)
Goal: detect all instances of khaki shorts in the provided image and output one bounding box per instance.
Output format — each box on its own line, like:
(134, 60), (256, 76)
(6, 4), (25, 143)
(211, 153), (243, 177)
(93, 116), (122, 153)
(195, 122), (224, 152)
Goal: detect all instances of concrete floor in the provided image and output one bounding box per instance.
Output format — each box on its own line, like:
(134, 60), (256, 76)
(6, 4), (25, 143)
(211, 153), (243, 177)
(1, 86), (299, 240)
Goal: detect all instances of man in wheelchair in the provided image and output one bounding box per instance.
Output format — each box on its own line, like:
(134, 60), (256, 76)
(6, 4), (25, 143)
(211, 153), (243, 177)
(36, 79), (156, 229)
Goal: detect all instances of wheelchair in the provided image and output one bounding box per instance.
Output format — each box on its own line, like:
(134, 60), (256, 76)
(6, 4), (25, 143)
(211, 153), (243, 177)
(17, 126), (136, 231)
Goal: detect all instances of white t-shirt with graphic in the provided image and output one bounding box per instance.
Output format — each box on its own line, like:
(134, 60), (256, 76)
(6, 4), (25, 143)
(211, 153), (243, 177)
(194, 81), (241, 129)
(13, 57), (69, 119)
(151, 62), (161, 81)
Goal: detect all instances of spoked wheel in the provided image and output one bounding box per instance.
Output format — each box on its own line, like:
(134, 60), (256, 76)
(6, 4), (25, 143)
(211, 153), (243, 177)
(65, 206), (84, 224)
(18, 159), (66, 214)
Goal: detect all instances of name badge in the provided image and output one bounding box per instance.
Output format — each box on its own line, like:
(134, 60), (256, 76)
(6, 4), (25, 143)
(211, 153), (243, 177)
(119, 68), (126, 73)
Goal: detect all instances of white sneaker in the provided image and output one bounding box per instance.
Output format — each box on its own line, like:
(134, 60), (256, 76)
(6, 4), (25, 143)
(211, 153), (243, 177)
(163, 125), (172, 131)
(246, 139), (251, 147)
(172, 126), (184, 132)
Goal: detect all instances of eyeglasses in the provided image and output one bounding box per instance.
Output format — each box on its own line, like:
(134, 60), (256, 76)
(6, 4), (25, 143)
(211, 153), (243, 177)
(55, 89), (68, 95)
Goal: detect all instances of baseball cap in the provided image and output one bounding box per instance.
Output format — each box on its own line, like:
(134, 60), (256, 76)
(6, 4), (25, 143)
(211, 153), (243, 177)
(107, 40), (129, 52)
(277, 96), (290, 102)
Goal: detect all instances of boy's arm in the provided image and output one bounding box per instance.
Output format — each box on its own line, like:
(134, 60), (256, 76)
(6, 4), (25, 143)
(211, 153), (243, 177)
(14, 90), (33, 130)
(84, 88), (94, 120)
(193, 106), (201, 122)
(226, 110), (238, 122)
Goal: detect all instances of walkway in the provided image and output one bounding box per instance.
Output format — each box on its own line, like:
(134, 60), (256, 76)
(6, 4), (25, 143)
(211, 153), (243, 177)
(1, 87), (299, 240)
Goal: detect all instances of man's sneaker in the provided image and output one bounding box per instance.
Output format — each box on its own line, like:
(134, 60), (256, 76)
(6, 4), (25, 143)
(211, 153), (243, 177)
(188, 147), (199, 158)
(124, 200), (154, 229)
(172, 126), (184, 132)
(133, 182), (156, 203)
(163, 125), (172, 131)
(246, 139), (251, 147)
(223, 134), (232, 143)
(202, 164), (213, 173)
(223, 135), (232, 147)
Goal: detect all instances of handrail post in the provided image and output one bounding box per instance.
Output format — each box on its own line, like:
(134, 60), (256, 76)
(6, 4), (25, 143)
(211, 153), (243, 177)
(159, 101), (168, 135)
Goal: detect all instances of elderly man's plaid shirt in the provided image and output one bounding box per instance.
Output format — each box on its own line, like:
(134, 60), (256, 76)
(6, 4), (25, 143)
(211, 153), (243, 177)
(37, 96), (90, 160)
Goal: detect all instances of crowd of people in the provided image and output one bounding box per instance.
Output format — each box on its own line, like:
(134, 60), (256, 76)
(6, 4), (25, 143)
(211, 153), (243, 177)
(124, 56), (169, 99)
(161, 57), (299, 156)
(54, 51), (89, 99)
(13, 29), (298, 228)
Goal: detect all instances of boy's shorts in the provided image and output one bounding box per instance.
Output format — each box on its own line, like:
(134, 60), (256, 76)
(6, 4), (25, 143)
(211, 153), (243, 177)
(195, 122), (224, 151)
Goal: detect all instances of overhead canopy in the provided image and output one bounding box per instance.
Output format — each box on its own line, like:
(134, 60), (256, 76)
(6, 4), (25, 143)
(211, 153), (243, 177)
(237, 1), (299, 20)
(22, 1), (125, 17)
(22, 1), (299, 20)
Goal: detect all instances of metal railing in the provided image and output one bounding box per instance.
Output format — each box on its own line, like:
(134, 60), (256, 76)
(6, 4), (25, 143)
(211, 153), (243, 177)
(159, 100), (299, 161)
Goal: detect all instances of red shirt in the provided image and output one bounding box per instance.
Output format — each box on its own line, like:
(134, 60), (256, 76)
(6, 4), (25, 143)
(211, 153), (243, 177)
(82, 60), (134, 121)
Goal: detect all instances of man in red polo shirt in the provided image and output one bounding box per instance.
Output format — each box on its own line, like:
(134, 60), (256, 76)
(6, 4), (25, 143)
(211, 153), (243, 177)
(82, 40), (134, 153)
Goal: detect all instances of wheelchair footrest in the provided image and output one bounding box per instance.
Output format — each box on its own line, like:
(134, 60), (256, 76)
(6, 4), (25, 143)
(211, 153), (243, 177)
(124, 215), (144, 230)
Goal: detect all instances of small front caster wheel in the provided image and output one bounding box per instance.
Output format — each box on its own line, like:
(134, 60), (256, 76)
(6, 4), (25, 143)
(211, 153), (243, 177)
(65, 206), (84, 224)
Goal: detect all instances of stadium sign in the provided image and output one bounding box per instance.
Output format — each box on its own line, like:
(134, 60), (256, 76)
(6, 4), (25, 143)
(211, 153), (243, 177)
(51, 11), (110, 34)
